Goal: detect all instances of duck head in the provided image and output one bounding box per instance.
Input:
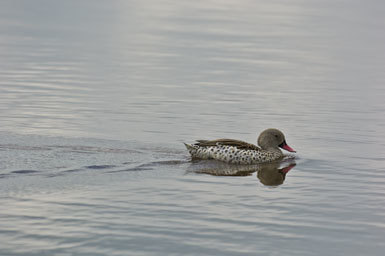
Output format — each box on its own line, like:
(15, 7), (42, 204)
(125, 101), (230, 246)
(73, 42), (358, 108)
(257, 128), (296, 152)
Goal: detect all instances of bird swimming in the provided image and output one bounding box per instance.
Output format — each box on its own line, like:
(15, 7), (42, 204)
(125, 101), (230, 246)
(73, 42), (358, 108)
(184, 128), (296, 164)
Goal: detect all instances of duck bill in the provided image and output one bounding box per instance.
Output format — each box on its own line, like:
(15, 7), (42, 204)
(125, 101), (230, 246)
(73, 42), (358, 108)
(279, 141), (296, 152)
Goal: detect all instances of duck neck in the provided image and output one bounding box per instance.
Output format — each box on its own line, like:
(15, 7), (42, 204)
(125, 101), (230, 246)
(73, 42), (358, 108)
(264, 147), (283, 155)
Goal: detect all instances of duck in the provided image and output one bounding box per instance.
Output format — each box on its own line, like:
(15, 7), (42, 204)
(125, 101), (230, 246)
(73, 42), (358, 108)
(184, 128), (296, 164)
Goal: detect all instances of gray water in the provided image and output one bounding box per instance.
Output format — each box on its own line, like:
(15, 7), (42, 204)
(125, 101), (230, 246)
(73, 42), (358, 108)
(1, 0), (385, 255)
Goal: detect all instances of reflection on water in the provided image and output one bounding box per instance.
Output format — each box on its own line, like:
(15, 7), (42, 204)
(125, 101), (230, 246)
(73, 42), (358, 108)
(188, 158), (296, 186)
(257, 162), (295, 186)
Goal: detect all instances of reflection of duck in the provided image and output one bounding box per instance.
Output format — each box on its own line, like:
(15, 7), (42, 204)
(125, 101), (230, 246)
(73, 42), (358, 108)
(190, 161), (259, 176)
(187, 160), (296, 186)
(257, 162), (296, 186)
(184, 128), (296, 164)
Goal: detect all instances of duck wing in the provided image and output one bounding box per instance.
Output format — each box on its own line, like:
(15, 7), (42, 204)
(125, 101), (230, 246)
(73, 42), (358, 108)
(195, 139), (260, 150)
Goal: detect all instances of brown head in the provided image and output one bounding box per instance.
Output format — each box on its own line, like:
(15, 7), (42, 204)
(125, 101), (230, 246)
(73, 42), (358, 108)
(257, 128), (296, 152)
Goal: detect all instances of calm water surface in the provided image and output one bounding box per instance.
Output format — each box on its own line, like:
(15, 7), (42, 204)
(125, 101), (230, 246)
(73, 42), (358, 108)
(1, 0), (385, 255)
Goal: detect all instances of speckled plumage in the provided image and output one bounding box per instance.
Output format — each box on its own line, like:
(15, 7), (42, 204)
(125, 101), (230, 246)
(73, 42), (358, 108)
(184, 128), (295, 165)
(184, 143), (283, 164)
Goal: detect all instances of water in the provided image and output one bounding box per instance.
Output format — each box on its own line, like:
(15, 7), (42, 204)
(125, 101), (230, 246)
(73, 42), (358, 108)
(1, 0), (385, 255)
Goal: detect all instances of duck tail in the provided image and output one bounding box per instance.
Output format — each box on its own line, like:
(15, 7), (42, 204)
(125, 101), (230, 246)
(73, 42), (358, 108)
(184, 142), (199, 156)
(183, 142), (194, 151)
